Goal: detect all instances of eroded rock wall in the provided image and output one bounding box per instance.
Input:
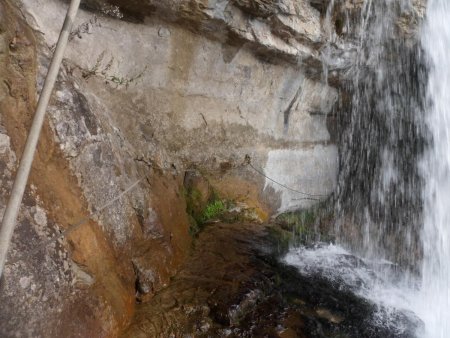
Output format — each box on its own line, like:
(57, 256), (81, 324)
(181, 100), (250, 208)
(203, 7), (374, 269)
(0, 2), (136, 336)
(0, 0), (345, 336)
(23, 0), (340, 214)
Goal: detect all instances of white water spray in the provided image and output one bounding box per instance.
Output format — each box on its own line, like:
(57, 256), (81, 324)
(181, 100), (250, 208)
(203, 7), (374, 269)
(284, 1), (450, 337)
(418, 1), (450, 336)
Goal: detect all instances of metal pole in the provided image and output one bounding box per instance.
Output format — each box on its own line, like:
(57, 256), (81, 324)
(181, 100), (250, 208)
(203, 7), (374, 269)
(0, 0), (81, 278)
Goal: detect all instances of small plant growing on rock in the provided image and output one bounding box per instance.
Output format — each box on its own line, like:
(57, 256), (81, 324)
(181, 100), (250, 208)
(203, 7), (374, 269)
(187, 199), (226, 237)
(77, 51), (147, 89)
(184, 171), (227, 236)
(69, 15), (101, 41)
(200, 200), (226, 222)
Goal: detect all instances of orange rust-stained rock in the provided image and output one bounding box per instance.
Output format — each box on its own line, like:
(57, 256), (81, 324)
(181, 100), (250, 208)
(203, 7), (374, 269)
(208, 174), (271, 222)
(131, 171), (192, 302)
(0, 2), (137, 336)
(68, 221), (135, 335)
(0, 6), (193, 329)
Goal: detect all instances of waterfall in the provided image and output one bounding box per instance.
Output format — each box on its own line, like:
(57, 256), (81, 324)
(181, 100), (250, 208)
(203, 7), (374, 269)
(283, 0), (450, 336)
(333, 0), (426, 269)
(282, 0), (450, 335)
(417, 1), (450, 336)
(330, 0), (450, 334)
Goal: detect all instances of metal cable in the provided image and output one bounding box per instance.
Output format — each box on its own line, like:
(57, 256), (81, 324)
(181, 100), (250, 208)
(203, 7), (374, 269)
(6, 153), (328, 265)
(246, 162), (329, 200)
(6, 178), (143, 266)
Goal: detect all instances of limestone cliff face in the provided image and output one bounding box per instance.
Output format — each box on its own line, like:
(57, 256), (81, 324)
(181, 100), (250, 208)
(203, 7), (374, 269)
(24, 0), (341, 214)
(0, 0), (423, 336)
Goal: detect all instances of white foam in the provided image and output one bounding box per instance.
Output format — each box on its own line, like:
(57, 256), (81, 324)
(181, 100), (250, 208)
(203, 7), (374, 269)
(284, 244), (422, 335)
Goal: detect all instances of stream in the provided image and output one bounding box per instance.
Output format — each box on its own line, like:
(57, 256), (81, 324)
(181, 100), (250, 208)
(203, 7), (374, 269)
(123, 223), (420, 338)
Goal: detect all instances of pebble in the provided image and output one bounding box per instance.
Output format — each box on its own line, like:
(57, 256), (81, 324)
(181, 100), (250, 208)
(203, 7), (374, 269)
(19, 276), (31, 289)
(158, 27), (171, 38)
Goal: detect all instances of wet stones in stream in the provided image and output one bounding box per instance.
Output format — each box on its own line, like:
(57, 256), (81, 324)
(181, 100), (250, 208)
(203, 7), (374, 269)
(122, 223), (420, 338)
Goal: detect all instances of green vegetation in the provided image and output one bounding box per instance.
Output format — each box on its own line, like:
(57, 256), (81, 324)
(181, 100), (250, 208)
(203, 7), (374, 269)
(277, 209), (316, 229)
(276, 209), (316, 239)
(187, 198), (227, 237)
(200, 199), (226, 222)
(185, 187), (203, 219)
(275, 202), (334, 246)
(185, 183), (228, 237)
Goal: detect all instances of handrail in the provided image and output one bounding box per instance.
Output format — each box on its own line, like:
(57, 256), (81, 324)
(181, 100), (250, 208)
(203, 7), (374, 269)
(0, 0), (81, 279)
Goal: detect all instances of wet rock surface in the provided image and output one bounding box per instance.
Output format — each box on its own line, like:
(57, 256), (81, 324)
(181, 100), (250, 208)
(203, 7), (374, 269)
(0, 0), (427, 335)
(123, 223), (419, 338)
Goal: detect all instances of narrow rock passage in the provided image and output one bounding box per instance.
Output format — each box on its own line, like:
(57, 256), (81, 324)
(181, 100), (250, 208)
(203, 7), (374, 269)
(122, 223), (417, 338)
